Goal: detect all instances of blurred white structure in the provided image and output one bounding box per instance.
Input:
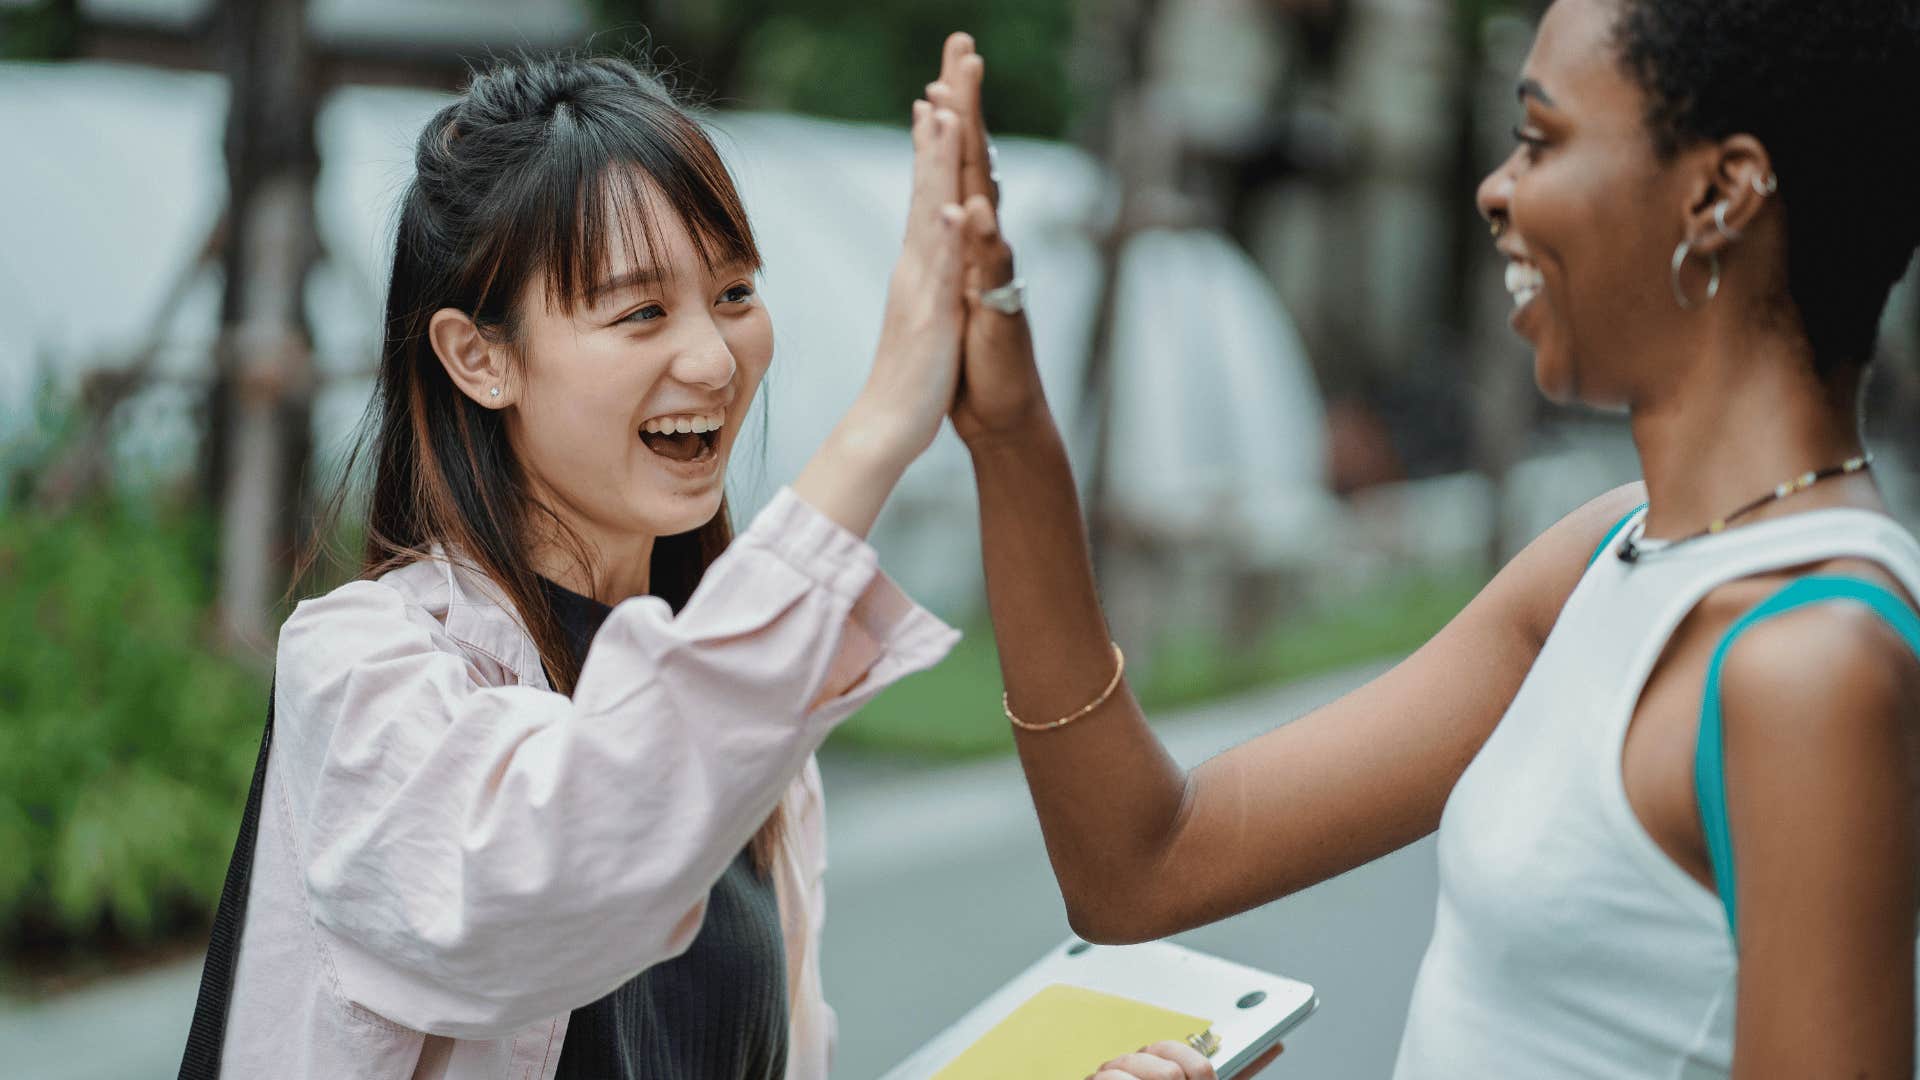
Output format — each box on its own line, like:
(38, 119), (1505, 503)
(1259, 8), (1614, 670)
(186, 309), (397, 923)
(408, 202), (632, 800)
(0, 61), (1335, 618)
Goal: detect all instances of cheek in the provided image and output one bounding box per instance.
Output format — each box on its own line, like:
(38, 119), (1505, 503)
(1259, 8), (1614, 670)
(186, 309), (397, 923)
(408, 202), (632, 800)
(517, 331), (668, 459)
(725, 310), (775, 391)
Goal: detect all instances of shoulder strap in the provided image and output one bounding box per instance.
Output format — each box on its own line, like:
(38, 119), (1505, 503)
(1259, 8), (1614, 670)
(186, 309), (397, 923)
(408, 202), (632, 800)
(1589, 503), (1649, 567)
(1696, 577), (1920, 939)
(177, 681), (274, 1079)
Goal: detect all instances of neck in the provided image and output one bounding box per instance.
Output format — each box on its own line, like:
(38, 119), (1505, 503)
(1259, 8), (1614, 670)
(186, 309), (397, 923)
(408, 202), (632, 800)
(1629, 316), (1876, 540)
(525, 508), (655, 605)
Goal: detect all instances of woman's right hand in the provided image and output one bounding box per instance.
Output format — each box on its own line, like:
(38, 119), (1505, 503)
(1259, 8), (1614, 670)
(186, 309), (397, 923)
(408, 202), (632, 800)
(792, 71), (968, 537)
(1087, 1040), (1284, 1080)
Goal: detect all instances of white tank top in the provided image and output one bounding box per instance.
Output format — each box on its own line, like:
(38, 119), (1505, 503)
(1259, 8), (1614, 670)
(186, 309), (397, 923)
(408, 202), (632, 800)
(1392, 506), (1920, 1079)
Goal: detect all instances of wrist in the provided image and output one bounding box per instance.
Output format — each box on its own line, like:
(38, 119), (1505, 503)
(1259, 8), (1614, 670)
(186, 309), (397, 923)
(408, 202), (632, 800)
(964, 409), (1065, 466)
(839, 396), (926, 474)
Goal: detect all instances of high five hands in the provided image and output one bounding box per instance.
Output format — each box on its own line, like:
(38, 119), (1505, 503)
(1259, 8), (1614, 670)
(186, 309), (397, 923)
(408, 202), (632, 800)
(917, 33), (1052, 450)
(904, 30), (1287, 1080)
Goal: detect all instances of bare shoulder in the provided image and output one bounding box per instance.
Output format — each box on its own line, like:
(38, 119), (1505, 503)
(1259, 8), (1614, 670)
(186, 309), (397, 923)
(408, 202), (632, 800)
(1720, 595), (1920, 756)
(1483, 480), (1649, 645)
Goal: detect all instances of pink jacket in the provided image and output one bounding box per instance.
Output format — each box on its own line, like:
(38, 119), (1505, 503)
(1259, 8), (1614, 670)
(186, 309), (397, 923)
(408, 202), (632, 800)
(218, 488), (958, 1078)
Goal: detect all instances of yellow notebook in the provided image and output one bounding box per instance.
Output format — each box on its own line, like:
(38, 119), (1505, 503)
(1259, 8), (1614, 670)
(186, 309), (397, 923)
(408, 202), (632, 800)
(931, 983), (1214, 1080)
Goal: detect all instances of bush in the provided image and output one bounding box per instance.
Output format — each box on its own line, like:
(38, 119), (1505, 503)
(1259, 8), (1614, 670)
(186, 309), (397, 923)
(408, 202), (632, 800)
(0, 502), (267, 963)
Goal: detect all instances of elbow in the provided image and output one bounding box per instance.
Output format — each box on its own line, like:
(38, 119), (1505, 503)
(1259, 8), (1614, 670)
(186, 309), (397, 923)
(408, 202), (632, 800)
(1061, 891), (1168, 947)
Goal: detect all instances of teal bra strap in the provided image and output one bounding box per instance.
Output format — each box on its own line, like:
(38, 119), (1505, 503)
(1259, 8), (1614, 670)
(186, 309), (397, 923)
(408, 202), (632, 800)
(1590, 503), (1649, 567)
(1696, 575), (1920, 939)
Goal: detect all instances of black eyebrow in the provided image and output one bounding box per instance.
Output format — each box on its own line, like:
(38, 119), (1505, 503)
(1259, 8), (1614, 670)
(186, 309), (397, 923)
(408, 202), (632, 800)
(587, 267), (667, 304)
(1517, 78), (1557, 109)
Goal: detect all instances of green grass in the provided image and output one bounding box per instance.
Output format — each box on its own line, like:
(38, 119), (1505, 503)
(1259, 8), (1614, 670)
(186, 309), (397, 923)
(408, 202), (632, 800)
(829, 565), (1489, 761)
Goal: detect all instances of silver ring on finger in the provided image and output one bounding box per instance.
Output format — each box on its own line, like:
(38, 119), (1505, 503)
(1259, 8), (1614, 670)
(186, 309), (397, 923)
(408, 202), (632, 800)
(979, 276), (1026, 315)
(986, 137), (1003, 191)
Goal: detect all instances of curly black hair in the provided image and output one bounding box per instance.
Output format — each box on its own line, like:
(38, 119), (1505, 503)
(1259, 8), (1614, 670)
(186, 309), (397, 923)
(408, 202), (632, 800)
(1613, 0), (1920, 379)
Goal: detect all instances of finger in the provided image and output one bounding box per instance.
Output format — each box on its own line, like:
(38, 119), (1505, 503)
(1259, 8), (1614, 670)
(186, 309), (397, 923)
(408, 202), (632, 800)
(908, 106), (960, 237)
(1094, 1053), (1183, 1080)
(962, 194), (1017, 301)
(1141, 1041), (1217, 1080)
(934, 201), (968, 292)
(938, 30), (974, 90)
(931, 58), (993, 207)
(958, 53), (994, 206)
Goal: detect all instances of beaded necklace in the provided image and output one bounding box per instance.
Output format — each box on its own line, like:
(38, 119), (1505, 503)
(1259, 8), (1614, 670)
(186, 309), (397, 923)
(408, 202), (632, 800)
(1618, 454), (1875, 563)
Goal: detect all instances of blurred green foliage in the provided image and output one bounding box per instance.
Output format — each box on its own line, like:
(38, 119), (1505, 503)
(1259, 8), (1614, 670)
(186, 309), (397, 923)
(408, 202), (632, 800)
(0, 1), (79, 62)
(832, 565), (1488, 759)
(591, 0), (1079, 137)
(0, 502), (266, 964)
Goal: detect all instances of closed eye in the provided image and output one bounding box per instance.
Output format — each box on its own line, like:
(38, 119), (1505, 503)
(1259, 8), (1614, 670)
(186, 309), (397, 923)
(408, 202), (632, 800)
(1511, 125), (1548, 161)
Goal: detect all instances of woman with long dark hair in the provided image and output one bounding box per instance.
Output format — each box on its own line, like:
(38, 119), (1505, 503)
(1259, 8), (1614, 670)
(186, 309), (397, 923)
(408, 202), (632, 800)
(940, 0), (1920, 1076)
(199, 50), (973, 1078)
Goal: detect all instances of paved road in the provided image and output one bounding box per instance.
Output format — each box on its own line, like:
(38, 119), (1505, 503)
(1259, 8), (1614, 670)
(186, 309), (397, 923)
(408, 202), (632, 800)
(819, 662), (1435, 1080)
(2, 662), (1435, 1079)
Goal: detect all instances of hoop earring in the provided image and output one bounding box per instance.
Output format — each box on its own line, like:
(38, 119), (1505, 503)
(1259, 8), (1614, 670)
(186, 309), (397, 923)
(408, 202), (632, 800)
(1670, 238), (1721, 310)
(1712, 201), (1740, 243)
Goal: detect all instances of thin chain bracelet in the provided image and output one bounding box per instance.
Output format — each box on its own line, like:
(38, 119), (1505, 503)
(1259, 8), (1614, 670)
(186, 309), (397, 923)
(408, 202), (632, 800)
(1004, 644), (1126, 732)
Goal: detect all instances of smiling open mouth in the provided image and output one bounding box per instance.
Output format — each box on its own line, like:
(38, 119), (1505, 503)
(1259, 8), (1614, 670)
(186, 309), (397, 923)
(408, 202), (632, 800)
(1505, 259), (1544, 311)
(639, 414), (722, 464)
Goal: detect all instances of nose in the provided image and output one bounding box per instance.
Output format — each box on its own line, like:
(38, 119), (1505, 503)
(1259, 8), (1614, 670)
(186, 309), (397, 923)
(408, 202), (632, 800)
(669, 319), (737, 391)
(1477, 152), (1517, 235)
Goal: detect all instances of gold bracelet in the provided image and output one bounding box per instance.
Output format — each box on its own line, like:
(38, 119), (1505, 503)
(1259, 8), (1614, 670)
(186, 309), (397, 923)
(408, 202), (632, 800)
(1004, 644), (1126, 732)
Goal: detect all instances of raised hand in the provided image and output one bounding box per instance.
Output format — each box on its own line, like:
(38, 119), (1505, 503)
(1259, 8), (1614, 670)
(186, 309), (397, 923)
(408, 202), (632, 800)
(790, 71), (967, 536)
(853, 89), (970, 460)
(923, 33), (1052, 447)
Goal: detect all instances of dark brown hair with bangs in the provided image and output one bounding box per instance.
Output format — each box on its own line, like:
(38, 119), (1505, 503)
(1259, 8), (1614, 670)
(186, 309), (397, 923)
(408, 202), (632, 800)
(306, 52), (783, 871)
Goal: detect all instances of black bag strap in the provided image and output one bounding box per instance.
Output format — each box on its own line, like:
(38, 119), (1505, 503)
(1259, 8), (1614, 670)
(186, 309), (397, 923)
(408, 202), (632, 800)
(177, 680), (275, 1079)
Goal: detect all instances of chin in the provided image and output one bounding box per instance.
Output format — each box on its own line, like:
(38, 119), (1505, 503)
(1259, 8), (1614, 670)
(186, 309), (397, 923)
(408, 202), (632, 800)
(1531, 347), (1579, 405)
(644, 484), (726, 537)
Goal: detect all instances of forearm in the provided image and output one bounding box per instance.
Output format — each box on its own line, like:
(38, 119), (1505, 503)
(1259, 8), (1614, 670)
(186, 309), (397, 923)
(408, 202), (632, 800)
(968, 417), (1191, 940)
(791, 404), (913, 540)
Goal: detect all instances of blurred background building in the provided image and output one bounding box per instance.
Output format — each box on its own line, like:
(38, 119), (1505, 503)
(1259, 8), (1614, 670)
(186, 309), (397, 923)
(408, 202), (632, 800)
(2, 0), (1917, 1077)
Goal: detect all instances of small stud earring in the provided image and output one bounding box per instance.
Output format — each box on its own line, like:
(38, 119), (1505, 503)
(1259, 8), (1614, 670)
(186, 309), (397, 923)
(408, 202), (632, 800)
(1751, 172), (1778, 197)
(489, 386), (501, 399)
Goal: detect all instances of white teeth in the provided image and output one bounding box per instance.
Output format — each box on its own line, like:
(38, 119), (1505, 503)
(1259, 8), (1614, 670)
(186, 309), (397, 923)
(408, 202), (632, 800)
(641, 413), (725, 435)
(1505, 261), (1545, 309)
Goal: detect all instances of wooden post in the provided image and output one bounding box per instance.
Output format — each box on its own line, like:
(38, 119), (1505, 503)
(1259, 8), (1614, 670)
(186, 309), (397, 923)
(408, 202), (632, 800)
(208, 0), (319, 651)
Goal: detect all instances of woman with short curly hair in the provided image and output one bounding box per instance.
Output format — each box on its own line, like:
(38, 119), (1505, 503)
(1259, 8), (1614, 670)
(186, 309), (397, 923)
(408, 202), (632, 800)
(939, 0), (1920, 1075)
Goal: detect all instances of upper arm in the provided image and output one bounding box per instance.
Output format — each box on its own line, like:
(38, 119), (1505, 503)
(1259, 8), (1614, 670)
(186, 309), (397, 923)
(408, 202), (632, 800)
(1144, 483), (1649, 931)
(1721, 606), (1920, 1078)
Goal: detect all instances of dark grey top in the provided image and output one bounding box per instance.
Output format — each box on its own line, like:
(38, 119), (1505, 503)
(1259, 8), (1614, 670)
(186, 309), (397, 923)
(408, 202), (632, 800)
(538, 576), (790, 1080)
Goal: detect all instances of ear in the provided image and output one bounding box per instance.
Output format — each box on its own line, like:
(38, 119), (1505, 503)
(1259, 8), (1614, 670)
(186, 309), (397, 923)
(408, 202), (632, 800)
(1684, 134), (1777, 257)
(428, 308), (514, 408)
